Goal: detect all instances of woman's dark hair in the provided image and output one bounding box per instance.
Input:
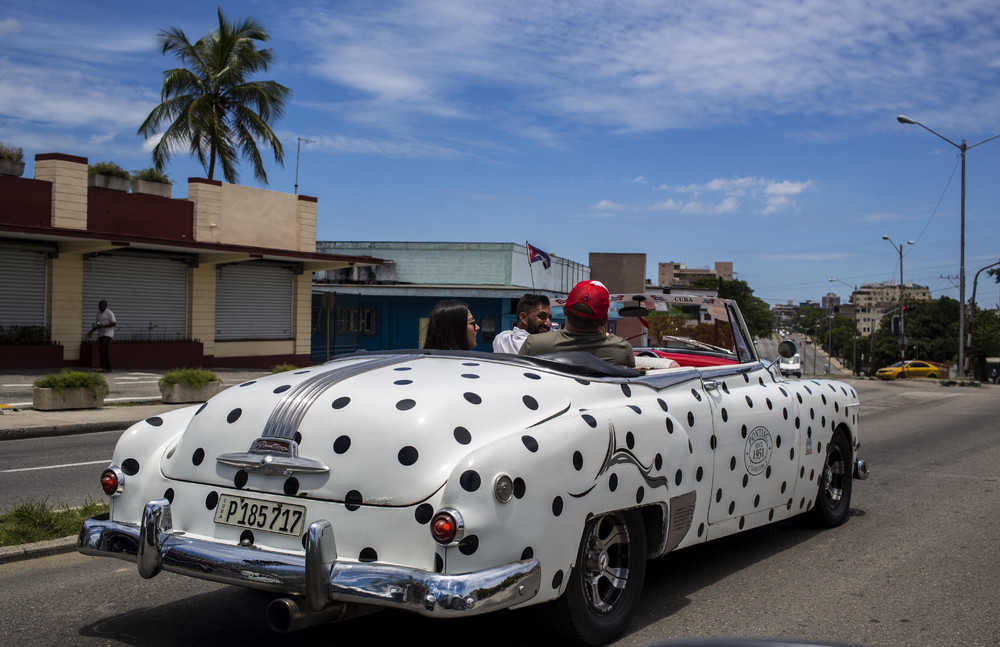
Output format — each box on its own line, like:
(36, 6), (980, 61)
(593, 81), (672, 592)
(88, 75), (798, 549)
(424, 300), (472, 350)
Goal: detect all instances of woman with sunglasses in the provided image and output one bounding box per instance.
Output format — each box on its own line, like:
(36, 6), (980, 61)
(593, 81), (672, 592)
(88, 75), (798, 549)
(423, 300), (479, 350)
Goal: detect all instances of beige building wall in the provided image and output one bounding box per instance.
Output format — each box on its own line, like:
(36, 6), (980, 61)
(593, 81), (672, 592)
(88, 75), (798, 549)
(213, 340), (296, 358)
(189, 265), (217, 358)
(219, 183), (301, 251)
(35, 155), (88, 230)
(589, 253), (647, 293)
(48, 254), (85, 360)
(293, 273), (313, 357)
(190, 180), (223, 244)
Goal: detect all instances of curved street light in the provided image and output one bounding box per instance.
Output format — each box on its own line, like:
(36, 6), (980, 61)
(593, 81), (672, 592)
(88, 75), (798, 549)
(829, 278), (858, 375)
(882, 235), (914, 361)
(897, 115), (1000, 376)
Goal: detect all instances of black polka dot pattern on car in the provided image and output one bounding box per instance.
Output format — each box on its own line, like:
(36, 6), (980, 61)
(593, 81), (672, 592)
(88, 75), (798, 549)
(394, 379), (413, 385)
(396, 399), (416, 411)
(657, 398), (668, 412)
(192, 448), (205, 466)
(523, 395), (539, 410)
(626, 432), (635, 449)
(398, 446), (419, 465)
(434, 554), (444, 572)
(628, 405), (641, 414)
(552, 496), (563, 516)
(415, 504), (433, 524)
(521, 547), (533, 560)
(609, 473), (618, 491)
(121, 458), (140, 475)
(621, 384), (631, 397)
(345, 490), (363, 511)
(513, 478), (526, 498)
(552, 570), (564, 589)
(359, 547), (378, 562)
(666, 418), (674, 433)
(461, 374), (479, 379)
(522, 435), (539, 452)
(573, 451), (584, 470)
(523, 372), (541, 380)
(453, 426), (472, 444)
(459, 535), (479, 555)
(332, 397), (351, 409)
(273, 385), (291, 394)
(745, 395), (753, 408)
(195, 402), (207, 415)
(227, 408), (242, 423)
(240, 530), (254, 545)
(205, 492), (218, 509)
(463, 392), (482, 404)
(239, 381), (256, 387)
(460, 470), (481, 492)
(582, 414), (597, 428)
(721, 408), (728, 422)
(687, 411), (694, 426)
(163, 488), (174, 503)
(333, 435), (351, 454)
(293, 432), (302, 444)
(234, 470), (248, 489)
(691, 388), (702, 401)
(146, 416), (163, 427)
(636, 486), (645, 503)
(284, 477), (299, 496)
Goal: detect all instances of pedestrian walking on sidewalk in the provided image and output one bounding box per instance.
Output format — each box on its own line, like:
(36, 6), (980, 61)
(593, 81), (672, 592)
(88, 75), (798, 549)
(89, 300), (117, 372)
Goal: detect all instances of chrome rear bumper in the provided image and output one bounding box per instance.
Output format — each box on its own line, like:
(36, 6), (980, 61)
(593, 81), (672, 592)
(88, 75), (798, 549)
(78, 499), (540, 617)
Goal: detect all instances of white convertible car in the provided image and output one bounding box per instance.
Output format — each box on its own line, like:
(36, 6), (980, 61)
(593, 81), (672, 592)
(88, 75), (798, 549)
(79, 298), (868, 646)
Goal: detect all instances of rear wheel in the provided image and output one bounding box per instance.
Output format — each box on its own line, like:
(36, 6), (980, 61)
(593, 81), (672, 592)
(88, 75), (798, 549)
(546, 509), (647, 646)
(811, 427), (853, 527)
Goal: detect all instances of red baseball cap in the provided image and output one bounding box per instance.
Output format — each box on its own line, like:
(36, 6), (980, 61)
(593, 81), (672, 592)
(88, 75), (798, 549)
(566, 280), (610, 319)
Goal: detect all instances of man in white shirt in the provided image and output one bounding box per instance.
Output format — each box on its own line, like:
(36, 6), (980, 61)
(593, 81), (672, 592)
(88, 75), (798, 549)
(492, 294), (552, 354)
(91, 300), (117, 372)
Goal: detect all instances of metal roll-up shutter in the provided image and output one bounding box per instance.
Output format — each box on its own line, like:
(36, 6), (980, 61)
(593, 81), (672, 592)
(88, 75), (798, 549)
(0, 243), (50, 326)
(215, 262), (293, 340)
(82, 250), (189, 340)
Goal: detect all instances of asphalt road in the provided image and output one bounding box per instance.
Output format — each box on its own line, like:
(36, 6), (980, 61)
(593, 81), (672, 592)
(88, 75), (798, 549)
(1, 378), (998, 646)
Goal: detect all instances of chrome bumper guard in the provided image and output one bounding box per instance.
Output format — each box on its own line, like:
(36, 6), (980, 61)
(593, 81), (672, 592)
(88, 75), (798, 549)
(78, 499), (541, 617)
(854, 458), (870, 480)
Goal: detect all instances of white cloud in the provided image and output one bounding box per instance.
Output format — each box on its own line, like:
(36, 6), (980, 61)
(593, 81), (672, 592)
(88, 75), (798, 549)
(650, 199), (682, 211)
(652, 176), (812, 215)
(633, 175), (647, 184)
(592, 199), (626, 210)
(0, 18), (21, 35)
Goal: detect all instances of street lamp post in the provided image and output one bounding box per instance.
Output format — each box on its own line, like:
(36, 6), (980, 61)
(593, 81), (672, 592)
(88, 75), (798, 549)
(969, 259), (1000, 379)
(829, 278), (858, 376)
(897, 115), (1000, 377)
(294, 137), (315, 195)
(882, 235), (914, 361)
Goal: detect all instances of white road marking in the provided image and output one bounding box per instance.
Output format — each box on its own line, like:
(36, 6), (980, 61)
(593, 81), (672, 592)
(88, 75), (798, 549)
(2, 459), (109, 473)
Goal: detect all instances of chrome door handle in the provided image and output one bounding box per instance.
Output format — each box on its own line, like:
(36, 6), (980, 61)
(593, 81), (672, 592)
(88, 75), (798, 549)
(703, 380), (720, 391)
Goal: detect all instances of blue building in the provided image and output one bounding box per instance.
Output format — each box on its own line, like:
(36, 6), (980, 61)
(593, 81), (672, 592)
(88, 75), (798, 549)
(311, 242), (589, 360)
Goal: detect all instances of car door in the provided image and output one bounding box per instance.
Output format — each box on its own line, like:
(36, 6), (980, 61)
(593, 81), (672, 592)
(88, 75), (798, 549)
(702, 302), (800, 527)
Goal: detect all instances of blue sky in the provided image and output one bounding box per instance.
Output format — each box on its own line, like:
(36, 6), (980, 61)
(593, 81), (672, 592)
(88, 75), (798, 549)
(3, 0), (1000, 307)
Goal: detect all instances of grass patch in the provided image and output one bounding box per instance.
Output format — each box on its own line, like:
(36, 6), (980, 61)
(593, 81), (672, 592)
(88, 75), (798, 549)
(158, 367), (220, 390)
(0, 498), (108, 547)
(32, 369), (110, 398)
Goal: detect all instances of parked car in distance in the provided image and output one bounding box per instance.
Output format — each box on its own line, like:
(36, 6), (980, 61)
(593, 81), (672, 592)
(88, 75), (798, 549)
(876, 360), (941, 380)
(79, 300), (868, 646)
(777, 353), (802, 378)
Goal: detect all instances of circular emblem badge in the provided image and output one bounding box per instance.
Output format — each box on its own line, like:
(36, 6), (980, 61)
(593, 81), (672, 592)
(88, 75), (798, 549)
(744, 426), (772, 476)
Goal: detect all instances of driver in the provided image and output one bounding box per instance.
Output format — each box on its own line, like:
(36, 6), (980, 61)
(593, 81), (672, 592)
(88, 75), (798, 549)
(519, 280), (634, 367)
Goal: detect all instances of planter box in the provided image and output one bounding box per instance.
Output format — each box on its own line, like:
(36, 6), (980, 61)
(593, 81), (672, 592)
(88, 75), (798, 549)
(0, 344), (64, 369)
(0, 159), (25, 177)
(160, 382), (224, 404)
(132, 179), (172, 198)
(88, 173), (130, 191)
(33, 387), (104, 410)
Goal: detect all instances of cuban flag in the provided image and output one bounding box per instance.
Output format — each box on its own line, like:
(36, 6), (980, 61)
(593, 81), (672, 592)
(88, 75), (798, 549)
(526, 242), (551, 269)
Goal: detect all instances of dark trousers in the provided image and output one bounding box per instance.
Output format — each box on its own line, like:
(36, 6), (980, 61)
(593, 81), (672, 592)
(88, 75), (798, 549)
(98, 335), (112, 371)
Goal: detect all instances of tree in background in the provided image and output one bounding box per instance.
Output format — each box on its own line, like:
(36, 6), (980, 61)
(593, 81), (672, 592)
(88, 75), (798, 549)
(691, 277), (774, 339)
(138, 8), (289, 185)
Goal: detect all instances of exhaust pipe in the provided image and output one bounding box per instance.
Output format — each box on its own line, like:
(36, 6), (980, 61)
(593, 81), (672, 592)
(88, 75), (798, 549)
(266, 596), (380, 633)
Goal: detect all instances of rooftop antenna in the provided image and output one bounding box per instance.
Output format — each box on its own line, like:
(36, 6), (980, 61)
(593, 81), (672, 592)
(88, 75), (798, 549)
(294, 137), (315, 194)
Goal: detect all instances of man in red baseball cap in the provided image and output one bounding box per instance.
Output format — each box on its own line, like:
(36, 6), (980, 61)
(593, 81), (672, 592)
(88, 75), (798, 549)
(519, 279), (634, 366)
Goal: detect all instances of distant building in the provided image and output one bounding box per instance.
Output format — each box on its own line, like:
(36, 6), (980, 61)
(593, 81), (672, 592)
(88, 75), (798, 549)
(311, 242), (588, 358)
(854, 281), (931, 335)
(658, 261), (733, 289)
(821, 292), (840, 310)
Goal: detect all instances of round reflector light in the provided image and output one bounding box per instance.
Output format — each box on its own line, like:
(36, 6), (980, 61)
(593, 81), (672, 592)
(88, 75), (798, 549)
(101, 467), (125, 497)
(430, 508), (464, 545)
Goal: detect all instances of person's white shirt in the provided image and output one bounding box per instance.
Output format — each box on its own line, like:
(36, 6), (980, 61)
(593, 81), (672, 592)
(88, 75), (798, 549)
(96, 308), (116, 339)
(492, 327), (529, 353)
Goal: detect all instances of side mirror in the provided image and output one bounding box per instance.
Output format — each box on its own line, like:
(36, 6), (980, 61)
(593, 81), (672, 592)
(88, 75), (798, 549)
(778, 340), (797, 358)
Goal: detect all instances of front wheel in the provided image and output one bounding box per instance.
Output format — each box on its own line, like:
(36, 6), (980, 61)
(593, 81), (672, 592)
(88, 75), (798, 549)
(545, 509), (647, 646)
(811, 427), (853, 527)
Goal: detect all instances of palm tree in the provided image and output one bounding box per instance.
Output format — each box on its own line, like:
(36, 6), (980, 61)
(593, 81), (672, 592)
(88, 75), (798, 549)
(138, 8), (290, 185)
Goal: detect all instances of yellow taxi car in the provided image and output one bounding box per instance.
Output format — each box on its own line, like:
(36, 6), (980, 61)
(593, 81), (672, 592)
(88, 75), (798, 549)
(876, 360), (942, 380)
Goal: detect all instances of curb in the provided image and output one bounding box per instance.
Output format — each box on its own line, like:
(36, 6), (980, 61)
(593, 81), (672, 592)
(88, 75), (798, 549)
(0, 535), (78, 565)
(0, 420), (144, 442)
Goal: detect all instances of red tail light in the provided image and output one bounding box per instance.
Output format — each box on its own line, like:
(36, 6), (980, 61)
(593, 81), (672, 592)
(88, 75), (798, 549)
(101, 467), (124, 497)
(430, 509), (464, 545)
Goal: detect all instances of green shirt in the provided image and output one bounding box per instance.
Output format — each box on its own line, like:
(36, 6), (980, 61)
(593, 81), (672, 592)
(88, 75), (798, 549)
(519, 329), (635, 367)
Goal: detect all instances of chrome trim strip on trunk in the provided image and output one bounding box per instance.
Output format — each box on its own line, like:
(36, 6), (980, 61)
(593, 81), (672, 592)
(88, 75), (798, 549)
(78, 500), (541, 617)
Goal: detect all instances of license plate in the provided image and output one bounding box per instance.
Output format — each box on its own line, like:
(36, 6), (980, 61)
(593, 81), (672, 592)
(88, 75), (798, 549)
(213, 494), (306, 536)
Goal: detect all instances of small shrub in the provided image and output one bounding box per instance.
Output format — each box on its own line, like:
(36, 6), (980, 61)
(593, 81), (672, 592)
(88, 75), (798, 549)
(88, 161), (130, 179)
(0, 498), (109, 547)
(33, 370), (109, 398)
(158, 368), (221, 390)
(271, 363), (296, 374)
(0, 141), (24, 163)
(0, 325), (52, 345)
(131, 167), (171, 185)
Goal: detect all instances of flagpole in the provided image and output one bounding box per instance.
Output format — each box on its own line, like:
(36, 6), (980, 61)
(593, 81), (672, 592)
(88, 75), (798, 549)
(525, 241), (536, 293)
